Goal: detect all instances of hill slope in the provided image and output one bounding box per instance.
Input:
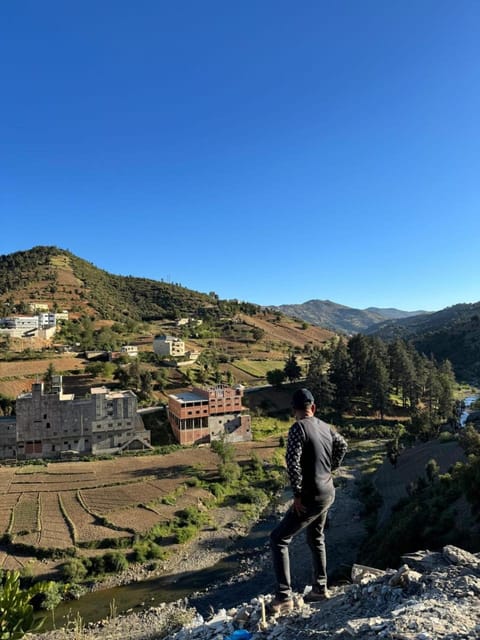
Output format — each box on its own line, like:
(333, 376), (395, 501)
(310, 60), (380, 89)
(275, 299), (427, 333)
(368, 301), (480, 381)
(0, 246), (223, 321)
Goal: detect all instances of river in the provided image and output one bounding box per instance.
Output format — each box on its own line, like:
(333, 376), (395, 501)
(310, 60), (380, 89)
(45, 514), (278, 630)
(459, 394), (479, 427)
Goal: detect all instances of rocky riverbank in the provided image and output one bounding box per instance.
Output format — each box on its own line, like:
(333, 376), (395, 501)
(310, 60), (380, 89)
(31, 545), (480, 640)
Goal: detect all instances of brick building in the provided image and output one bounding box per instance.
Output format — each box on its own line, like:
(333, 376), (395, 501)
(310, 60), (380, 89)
(167, 384), (251, 445)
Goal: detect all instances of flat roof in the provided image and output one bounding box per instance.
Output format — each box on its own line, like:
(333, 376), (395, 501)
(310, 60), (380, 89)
(169, 391), (207, 403)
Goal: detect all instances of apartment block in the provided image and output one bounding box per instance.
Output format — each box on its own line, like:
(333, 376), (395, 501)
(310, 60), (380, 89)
(167, 384), (251, 445)
(13, 377), (151, 459)
(153, 335), (185, 357)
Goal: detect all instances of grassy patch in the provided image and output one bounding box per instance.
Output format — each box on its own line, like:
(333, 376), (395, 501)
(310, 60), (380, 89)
(251, 416), (290, 441)
(233, 359), (285, 377)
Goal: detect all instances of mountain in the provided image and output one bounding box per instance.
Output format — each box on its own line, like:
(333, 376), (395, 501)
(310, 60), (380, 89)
(0, 246), (218, 321)
(367, 301), (480, 381)
(275, 299), (427, 334)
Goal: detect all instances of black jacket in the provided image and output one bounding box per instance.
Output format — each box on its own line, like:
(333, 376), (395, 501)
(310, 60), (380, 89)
(286, 416), (348, 503)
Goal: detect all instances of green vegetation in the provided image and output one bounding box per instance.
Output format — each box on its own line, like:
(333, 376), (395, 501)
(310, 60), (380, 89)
(0, 571), (56, 639)
(372, 301), (480, 381)
(234, 359), (285, 377)
(251, 416), (290, 441)
(358, 430), (480, 568)
(302, 335), (457, 440)
(0, 246), (266, 323)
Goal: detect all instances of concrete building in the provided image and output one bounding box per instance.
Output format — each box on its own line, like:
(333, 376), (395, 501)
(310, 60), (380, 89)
(0, 417), (17, 460)
(120, 345), (138, 357)
(153, 335), (185, 357)
(13, 377), (151, 459)
(167, 384), (251, 446)
(0, 309), (67, 339)
(28, 303), (49, 313)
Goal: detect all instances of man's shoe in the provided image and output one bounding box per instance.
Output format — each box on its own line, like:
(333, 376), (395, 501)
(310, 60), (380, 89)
(303, 587), (330, 603)
(269, 597), (294, 615)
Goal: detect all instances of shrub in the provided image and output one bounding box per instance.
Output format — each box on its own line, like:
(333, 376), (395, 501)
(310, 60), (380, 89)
(175, 524), (198, 544)
(103, 551), (128, 573)
(61, 558), (88, 583)
(89, 556), (105, 576)
(218, 461), (241, 483)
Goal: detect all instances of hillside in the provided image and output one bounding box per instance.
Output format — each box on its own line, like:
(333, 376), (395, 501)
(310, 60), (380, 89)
(0, 246), (217, 321)
(275, 299), (427, 333)
(368, 301), (480, 381)
(0, 247), (335, 401)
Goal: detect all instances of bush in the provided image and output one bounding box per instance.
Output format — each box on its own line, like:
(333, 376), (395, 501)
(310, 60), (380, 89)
(175, 524), (198, 544)
(218, 461), (241, 483)
(61, 558), (88, 583)
(103, 551), (128, 573)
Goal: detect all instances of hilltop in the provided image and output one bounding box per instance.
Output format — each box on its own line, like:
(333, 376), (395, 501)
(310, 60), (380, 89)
(0, 246), (217, 321)
(275, 299), (427, 334)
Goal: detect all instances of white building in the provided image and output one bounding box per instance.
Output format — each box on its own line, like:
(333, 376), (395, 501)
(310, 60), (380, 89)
(153, 335), (185, 357)
(120, 345), (138, 357)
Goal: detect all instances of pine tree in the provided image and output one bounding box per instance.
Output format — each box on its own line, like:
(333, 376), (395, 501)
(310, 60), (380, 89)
(306, 348), (333, 411)
(284, 353), (302, 382)
(330, 341), (353, 414)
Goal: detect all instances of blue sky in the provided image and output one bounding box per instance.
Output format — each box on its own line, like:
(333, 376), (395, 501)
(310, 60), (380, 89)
(1, 1), (479, 312)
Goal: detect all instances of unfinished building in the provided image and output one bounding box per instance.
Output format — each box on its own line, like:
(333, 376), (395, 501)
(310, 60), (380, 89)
(167, 384), (251, 445)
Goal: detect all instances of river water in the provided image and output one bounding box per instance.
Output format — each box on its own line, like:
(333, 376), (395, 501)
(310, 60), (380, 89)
(459, 395), (479, 427)
(46, 516), (277, 629)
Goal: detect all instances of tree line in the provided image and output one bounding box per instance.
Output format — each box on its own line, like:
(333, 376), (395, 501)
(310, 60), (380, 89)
(268, 334), (457, 435)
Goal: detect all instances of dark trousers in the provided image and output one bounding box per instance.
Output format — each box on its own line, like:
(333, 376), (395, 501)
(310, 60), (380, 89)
(270, 493), (335, 600)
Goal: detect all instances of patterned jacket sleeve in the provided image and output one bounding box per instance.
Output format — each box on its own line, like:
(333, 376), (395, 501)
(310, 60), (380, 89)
(285, 422), (305, 497)
(331, 431), (348, 470)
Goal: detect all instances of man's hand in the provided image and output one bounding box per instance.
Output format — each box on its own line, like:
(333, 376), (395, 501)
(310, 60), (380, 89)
(293, 496), (306, 516)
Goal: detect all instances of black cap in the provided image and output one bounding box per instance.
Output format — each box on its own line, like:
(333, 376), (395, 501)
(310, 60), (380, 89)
(292, 388), (315, 409)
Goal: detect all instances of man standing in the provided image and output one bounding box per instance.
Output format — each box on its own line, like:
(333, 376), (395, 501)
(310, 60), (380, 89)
(270, 388), (348, 613)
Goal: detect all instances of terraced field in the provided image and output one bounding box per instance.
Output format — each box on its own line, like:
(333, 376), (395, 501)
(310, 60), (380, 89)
(0, 439), (279, 574)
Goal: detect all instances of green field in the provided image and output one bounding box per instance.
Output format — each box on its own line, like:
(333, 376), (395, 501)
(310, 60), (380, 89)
(232, 359), (285, 378)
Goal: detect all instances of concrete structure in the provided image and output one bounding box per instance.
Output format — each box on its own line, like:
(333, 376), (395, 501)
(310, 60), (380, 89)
(120, 345), (138, 357)
(167, 384), (251, 446)
(0, 417), (17, 460)
(28, 303), (49, 313)
(0, 309), (67, 339)
(176, 318), (203, 327)
(153, 335), (185, 357)
(11, 377), (151, 459)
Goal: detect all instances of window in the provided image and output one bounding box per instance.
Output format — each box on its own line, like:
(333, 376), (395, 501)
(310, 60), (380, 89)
(46, 422), (51, 429)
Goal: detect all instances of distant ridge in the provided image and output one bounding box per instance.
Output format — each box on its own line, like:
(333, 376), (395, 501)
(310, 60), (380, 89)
(367, 301), (480, 381)
(275, 299), (428, 334)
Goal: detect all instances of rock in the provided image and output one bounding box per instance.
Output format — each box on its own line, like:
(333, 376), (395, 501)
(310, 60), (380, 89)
(388, 564), (423, 587)
(443, 545), (480, 567)
(351, 563), (386, 584)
